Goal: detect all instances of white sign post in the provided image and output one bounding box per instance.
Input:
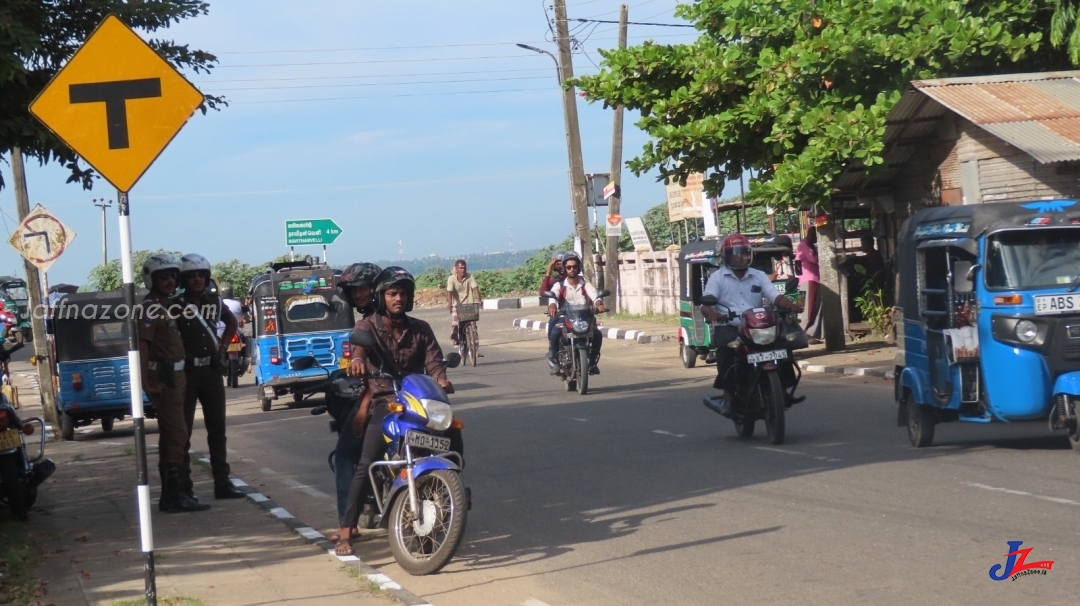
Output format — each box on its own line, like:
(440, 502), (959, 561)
(625, 217), (654, 252)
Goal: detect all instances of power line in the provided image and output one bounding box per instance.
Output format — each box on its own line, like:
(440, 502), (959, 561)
(574, 17), (693, 27)
(208, 75), (550, 92)
(233, 86), (552, 104)
(217, 54), (535, 68)
(194, 67), (551, 84)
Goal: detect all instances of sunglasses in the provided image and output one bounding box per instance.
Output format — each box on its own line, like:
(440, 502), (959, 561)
(564, 264), (580, 271)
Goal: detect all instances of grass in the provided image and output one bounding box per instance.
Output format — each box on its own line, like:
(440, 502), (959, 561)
(341, 565), (394, 600)
(604, 311), (680, 326)
(109, 597), (209, 606)
(0, 520), (44, 605)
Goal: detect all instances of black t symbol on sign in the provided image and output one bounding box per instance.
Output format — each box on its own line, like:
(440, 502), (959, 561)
(69, 78), (162, 149)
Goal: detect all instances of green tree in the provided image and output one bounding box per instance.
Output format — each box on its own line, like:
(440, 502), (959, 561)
(574, 0), (1069, 210)
(1052, 0), (1080, 64)
(0, 1), (224, 190)
(85, 248), (181, 291)
(212, 259), (264, 297)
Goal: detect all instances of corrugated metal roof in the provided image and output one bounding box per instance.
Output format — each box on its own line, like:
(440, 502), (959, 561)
(980, 121), (1080, 164)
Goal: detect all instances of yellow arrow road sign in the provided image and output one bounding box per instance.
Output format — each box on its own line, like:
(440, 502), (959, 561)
(7, 205), (77, 273)
(29, 15), (205, 193)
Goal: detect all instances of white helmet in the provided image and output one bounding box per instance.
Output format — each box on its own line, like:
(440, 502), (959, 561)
(142, 253), (181, 289)
(180, 253), (212, 279)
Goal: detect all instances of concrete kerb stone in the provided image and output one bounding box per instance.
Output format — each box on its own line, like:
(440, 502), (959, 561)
(482, 296), (543, 310)
(797, 361), (894, 380)
(217, 462), (432, 606)
(512, 318), (669, 344)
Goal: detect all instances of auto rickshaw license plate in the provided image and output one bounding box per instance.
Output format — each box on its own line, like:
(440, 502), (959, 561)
(1035, 294), (1080, 315)
(0, 428), (21, 451)
(747, 349), (788, 364)
(226, 343), (243, 353)
(338, 358), (349, 369)
(405, 430), (450, 453)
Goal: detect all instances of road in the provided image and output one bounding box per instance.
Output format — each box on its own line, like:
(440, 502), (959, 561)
(65, 308), (1080, 605)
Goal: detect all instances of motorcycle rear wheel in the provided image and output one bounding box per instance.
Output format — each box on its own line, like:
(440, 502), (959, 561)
(0, 454), (29, 520)
(762, 372), (786, 445)
(101, 416), (114, 432)
(388, 469), (467, 576)
(228, 359), (240, 388)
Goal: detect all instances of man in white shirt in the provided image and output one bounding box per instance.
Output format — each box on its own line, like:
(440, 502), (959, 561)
(702, 234), (801, 405)
(546, 254), (607, 375)
(216, 284), (244, 339)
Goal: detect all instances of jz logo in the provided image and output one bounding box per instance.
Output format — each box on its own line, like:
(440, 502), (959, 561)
(989, 541), (1054, 581)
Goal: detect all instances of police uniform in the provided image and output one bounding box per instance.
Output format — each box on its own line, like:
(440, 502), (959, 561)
(138, 291), (190, 498)
(174, 291), (235, 493)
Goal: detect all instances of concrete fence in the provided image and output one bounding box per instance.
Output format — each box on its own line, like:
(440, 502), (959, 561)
(612, 251), (679, 315)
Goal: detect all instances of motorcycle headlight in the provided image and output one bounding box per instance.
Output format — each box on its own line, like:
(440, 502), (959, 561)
(570, 318), (591, 334)
(1015, 320), (1038, 343)
(749, 326), (778, 346)
(421, 399), (453, 431)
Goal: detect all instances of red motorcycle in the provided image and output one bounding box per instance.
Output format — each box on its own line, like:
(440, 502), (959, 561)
(0, 305), (20, 345)
(700, 294), (806, 444)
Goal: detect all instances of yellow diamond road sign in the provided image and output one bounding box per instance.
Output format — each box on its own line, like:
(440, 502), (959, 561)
(7, 205), (77, 273)
(29, 15), (204, 193)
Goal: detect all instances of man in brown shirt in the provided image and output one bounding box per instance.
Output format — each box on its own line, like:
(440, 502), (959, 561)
(138, 253), (210, 513)
(335, 266), (453, 555)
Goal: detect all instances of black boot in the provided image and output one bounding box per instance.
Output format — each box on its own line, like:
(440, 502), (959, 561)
(214, 479), (246, 499)
(164, 466), (211, 513)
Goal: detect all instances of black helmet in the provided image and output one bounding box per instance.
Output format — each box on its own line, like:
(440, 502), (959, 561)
(373, 266), (415, 314)
(338, 262), (382, 295)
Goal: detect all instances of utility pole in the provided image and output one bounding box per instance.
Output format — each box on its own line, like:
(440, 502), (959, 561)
(552, 0), (595, 282)
(93, 198), (112, 268)
(10, 148), (57, 425)
(604, 4), (629, 313)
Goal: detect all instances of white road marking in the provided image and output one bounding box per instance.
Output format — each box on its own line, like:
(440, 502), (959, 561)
(279, 477), (330, 499)
(963, 482), (1080, 507)
(755, 446), (841, 462)
(260, 467), (277, 475)
(570, 418), (589, 422)
(653, 429), (687, 438)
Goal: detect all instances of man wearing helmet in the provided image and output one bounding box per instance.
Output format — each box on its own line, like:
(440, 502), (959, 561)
(335, 266), (455, 556)
(138, 253), (211, 513)
(702, 234), (802, 409)
(328, 262), (381, 537)
(546, 252), (607, 374)
(174, 253), (246, 501)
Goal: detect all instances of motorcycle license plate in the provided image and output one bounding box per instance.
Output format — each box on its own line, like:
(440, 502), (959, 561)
(338, 358), (349, 369)
(226, 343), (243, 353)
(0, 428), (21, 451)
(746, 349), (788, 364)
(405, 430), (451, 453)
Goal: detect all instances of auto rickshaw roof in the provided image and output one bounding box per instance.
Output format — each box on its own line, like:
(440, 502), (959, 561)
(678, 239), (720, 263)
(899, 199), (1080, 245)
(53, 288), (149, 308)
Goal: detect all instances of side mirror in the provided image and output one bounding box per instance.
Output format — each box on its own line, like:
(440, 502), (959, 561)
(700, 294), (718, 306)
(290, 355), (317, 370)
(541, 291), (556, 300)
(596, 289), (611, 299)
(965, 263), (981, 281)
(350, 329), (376, 348)
(444, 352), (461, 368)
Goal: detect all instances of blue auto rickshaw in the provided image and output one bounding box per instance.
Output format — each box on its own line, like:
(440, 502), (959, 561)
(48, 289), (152, 441)
(250, 260), (354, 411)
(895, 199), (1080, 450)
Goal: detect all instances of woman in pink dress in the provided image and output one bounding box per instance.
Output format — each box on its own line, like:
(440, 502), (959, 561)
(796, 226), (823, 342)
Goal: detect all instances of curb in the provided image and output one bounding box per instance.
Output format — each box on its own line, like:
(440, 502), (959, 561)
(206, 456), (432, 606)
(483, 296), (543, 310)
(512, 318), (669, 344)
(796, 361), (894, 380)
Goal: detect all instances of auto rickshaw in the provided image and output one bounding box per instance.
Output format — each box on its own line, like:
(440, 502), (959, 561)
(47, 289), (153, 441)
(0, 276), (33, 343)
(249, 259), (354, 411)
(895, 199), (1080, 450)
(677, 234), (800, 368)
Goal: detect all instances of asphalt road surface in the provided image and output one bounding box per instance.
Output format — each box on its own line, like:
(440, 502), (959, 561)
(74, 308), (1080, 606)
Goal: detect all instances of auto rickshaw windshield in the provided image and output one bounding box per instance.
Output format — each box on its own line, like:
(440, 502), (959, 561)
(986, 228), (1080, 289)
(4, 286), (28, 303)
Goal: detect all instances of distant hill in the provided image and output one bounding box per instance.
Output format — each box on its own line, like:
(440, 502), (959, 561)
(373, 249), (541, 275)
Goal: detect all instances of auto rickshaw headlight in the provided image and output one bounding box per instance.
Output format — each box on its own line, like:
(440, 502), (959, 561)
(1015, 320), (1038, 343)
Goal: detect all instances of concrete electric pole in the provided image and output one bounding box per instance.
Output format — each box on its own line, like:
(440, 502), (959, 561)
(93, 198), (112, 268)
(604, 4), (629, 313)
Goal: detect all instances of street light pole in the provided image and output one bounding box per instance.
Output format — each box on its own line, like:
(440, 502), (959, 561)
(93, 198), (112, 267)
(516, 22), (594, 281)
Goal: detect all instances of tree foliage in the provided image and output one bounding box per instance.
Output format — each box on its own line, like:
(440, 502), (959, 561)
(574, 0), (1071, 210)
(85, 251), (265, 295)
(0, 0), (224, 190)
(1052, 0), (1080, 64)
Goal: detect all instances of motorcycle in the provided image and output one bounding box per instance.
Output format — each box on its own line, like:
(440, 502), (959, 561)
(0, 344), (55, 520)
(543, 289), (610, 396)
(0, 306), (20, 345)
(221, 319), (250, 389)
(699, 294), (806, 445)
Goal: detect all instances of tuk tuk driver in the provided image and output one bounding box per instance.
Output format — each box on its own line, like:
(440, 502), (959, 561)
(138, 254), (211, 513)
(701, 234), (802, 410)
(175, 253), (246, 501)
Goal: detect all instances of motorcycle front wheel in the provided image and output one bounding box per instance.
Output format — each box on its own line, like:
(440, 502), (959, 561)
(576, 348), (589, 395)
(388, 469), (468, 576)
(761, 371), (786, 445)
(0, 454), (29, 520)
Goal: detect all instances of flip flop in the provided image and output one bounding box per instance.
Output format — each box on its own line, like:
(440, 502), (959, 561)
(334, 537), (355, 556)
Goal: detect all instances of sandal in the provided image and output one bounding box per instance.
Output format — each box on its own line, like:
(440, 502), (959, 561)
(334, 537), (355, 556)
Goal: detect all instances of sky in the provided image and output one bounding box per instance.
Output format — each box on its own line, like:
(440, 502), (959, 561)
(1, 0), (740, 287)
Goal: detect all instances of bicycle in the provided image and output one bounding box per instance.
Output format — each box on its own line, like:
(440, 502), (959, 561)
(455, 303), (480, 367)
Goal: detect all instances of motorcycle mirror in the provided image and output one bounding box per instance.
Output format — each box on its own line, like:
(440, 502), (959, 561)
(541, 290), (556, 300)
(310, 405), (327, 416)
(444, 352), (462, 368)
(290, 355), (318, 370)
(350, 329), (376, 348)
(700, 294), (718, 306)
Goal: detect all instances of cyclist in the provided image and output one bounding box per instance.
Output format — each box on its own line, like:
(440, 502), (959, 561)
(446, 259), (482, 357)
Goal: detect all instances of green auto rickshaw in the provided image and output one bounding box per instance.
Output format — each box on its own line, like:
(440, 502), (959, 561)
(0, 277), (32, 343)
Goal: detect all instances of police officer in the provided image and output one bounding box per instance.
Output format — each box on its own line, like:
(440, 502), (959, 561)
(138, 254), (210, 513)
(175, 253), (246, 500)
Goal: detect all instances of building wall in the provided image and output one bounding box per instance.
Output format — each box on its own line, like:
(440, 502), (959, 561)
(616, 251), (680, 315)
(955, 118), (1080, 203)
